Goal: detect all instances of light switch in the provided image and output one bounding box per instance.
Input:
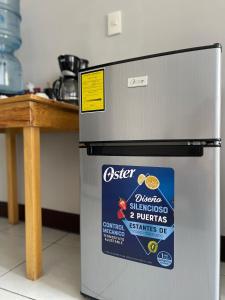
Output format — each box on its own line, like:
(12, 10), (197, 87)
(107, 11), (122, 36)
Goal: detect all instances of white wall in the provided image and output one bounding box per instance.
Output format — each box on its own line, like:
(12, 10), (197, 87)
(1, 0), (225, 229)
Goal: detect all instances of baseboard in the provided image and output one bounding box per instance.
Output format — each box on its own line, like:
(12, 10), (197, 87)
(0, 201), (80, 234)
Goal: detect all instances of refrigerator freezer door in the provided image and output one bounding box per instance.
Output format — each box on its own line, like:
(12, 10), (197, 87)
(80, 147), (220, 300)
(79, 47), (221, 142)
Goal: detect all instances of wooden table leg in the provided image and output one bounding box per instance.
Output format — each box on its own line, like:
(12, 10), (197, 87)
(23, 127), (42, 280)
(5, 129), (19, 224)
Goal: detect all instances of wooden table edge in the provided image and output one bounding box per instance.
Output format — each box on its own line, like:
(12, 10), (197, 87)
(0, 94), (79, 111)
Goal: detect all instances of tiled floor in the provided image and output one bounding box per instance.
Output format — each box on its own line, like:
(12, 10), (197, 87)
(0, 217), (84, 300)
(0, 216), (225, 299)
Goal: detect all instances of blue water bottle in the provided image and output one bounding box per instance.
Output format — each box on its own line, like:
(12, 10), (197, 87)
(0, 0), (23, 94)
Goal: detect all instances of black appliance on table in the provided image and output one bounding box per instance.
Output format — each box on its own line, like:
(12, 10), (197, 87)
(53, 55), (88, 105)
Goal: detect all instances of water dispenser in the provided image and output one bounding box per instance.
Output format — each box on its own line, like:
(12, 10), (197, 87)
(0, 0), (23, 94)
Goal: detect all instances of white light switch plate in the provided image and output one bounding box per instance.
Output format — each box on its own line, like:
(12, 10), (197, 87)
(107, 11), (122, 36)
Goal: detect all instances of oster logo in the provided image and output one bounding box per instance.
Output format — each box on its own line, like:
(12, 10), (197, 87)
(103, 167), (136, 183)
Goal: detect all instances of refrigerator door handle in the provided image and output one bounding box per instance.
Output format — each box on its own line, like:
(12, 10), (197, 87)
(83, 144), (204, 157)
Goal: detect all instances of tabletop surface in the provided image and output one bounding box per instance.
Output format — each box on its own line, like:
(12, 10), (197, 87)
(0, 94), (79, 111)
(0, 94), (79, 131)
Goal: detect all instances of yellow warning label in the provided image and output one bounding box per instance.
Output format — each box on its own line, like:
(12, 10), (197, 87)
(81, 69), (105, 112)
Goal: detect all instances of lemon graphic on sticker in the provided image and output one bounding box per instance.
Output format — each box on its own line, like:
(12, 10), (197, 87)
(148, 241), (158, 253)
(137, 174), (146, 185)
(145, 175), (160, 190)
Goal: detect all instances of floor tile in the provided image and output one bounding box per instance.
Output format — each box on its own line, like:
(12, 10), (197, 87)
(0, 230), (25, 277)
(0, 217), (12, 232)
(221, 275), (225, 299)
(3, 222), (67, 245)
(42, 227), (67, 244)
(56, 233), (80, 248)
(0, 243), (85, 300)
(0, 219), (63, 277)
(221, 263), (225, 276)
(0, 288), (32, 299)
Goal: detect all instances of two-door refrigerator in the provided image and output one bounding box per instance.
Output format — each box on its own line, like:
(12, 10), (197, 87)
(79, 43), (221, 300)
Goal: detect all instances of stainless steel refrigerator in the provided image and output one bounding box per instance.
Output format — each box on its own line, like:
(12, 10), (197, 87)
(79, 43), (221, 300)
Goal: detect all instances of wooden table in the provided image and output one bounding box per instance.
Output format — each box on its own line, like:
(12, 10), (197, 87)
(0, 94), (79, 280)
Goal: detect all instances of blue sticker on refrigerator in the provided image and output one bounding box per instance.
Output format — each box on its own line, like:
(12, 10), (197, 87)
(102, 165), (174, 269)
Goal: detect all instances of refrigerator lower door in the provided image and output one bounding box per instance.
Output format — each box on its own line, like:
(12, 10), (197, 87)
(80, 147), (220, 300)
